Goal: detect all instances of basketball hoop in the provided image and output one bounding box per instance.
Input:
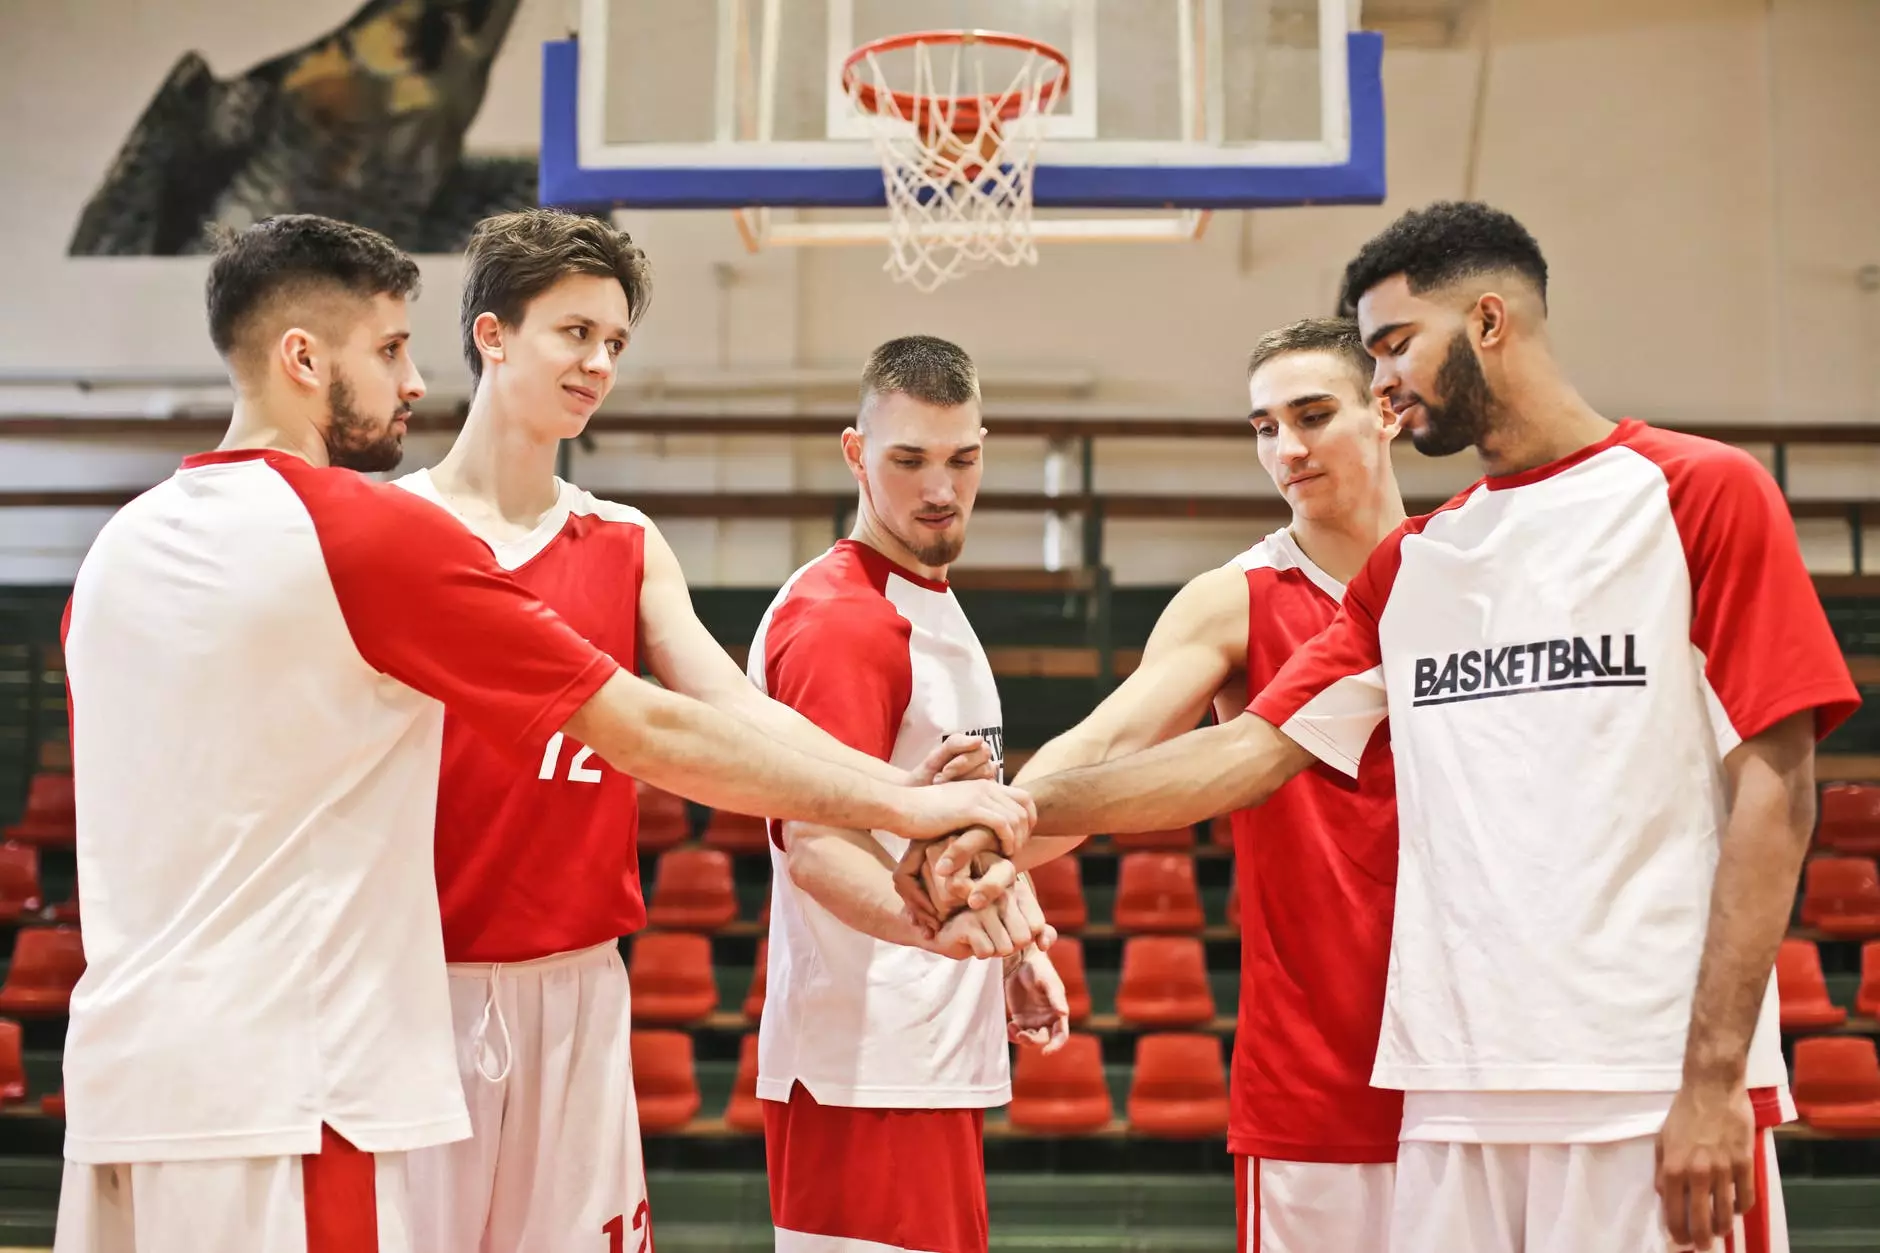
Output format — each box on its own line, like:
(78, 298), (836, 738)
(841, 30), (1070, 292)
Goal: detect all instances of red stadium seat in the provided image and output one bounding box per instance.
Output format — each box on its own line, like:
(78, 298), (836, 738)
(0, 844), (42, 924)
(1777, 938), (1848, 1031)
(1029, 856), (1087, 934)
(40, 1090), (64, 1119)
(0, 1020), (24, 1104)
(1801, 857), (1880, 940)
(724, 1033), (764, 1132)
(635, 782), (692, 853)
(627, 932), (718, 1024)
(1857, 940), (1880, 1020)
(1045, 935), (1091, 1025)
(1116, 936), (1215, 1028)
(1792, 1036), (1880, 1135)
(1109, 826), (1195, 853)
(1127, 1033), (1230, 1138)
(631, 1030), (701, 1133)
(1820, 784), (1880, 856)
(1113, 854), (1205, 935)
(1008, 1034), (1113, 1135)
(0, 927), (85, 1017)
(703, 810), (770, 856)
(743, 939), (769, 1021)
(645, 849), (739, 932)
(4, 774), (74, 848)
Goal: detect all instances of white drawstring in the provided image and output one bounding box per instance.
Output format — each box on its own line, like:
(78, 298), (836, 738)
(471, 963), (512, 1084)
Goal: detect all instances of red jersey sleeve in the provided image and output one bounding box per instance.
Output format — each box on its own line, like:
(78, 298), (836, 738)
(275, 458), (619, 758)
(762, 595), (914, 762)
(1249, 527), (1403, 776)
(1633, 428), (1860, 751)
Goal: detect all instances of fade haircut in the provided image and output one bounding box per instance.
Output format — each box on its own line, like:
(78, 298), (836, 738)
(205, 215), (420, 371)
(1337, 201), (1549, 317)
(460, 208), (653, 380)
(860, 335), (981, 410)
(1247, 317), (1372, 397)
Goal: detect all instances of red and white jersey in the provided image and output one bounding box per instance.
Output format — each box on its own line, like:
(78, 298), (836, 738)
(748, 539), (1009, 1109)
(60, 449), (617, 1163)
(1226, 529), (1401, 1163)
(397, 470), (648, 963)
(1250, 421), (1860, 1135)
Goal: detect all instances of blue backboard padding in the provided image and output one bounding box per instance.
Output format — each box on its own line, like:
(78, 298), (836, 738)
(540, 32), (1385, 210)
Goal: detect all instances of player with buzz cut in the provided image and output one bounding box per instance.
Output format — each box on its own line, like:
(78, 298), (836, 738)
(749, 335), (1069, 1253)
(54, 214), (1034, 1253)
(924, 202), (1859, 1253)
(395, 208), (1013, 1253)
(948, 316), (1405, 1253)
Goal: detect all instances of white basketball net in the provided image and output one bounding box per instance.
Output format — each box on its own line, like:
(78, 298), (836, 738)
(845, 36), (1068, 292)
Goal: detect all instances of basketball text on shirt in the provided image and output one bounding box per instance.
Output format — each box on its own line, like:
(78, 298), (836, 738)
(1412, 634), (1649, 706)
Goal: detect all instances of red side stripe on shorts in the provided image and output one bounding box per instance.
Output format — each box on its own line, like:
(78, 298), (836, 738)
(1252, 1158), (1262, 1253)
(1744, 1132), (1772, 1253)
(304, 1124), (378, 1253)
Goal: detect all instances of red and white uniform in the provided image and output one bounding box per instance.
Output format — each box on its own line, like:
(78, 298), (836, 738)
(1250, 422), (1860, 1253)
(1224, 529), (1400, 1253)
(395, 470), (653, 1253)
(56, 449), (616, 1253)
(748, 539), (1008, 1253)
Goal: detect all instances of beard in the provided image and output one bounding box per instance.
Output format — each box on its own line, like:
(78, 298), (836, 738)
(899, 525), (966, 568)
(324, 370), (408, 473)
(1406, 331), (1495, 458)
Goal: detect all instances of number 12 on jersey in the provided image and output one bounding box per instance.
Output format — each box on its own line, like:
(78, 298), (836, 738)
(539, 731), (602, 783)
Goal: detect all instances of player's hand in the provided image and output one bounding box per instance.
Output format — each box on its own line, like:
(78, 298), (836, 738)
(998, 870), (1055, 953)
(932, 825), (1003, 878)
(908, 733), (996, 786)
(895, 779), (1035, 850)
(926, 903), (1019, 961)
(1656, 1078), (1755, 1249)
(893, 839), (946, 934)
(1006, 949), (1070, 1052)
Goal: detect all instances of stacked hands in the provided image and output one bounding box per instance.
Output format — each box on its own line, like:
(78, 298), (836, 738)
(890, 733), (1070, 1053)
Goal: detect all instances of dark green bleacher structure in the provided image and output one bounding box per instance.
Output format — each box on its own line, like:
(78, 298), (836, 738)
(1, 579), (1879, 1251)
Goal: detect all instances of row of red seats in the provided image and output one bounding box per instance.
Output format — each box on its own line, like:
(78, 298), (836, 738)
(630, 1029), (1228, 1139)
(0, 1018), (65, 1116)
(0, 843), (78, 924)
(630, 933), (1223, 1030)
(1777, 938), (1880, 1028)
(630, 1026), (1880, 1140)
(1803, 858), (1880, 939)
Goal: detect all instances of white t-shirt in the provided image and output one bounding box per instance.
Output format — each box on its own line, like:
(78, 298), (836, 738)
(747, 539), (1010, 1110)
(1250, 421), (1858, 1140)
(62, 449), (616, 1162)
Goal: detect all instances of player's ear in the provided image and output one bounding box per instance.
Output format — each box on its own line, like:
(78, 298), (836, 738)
(840, 427), (866, 482)
(1376, 392), (1405, 440)
(276, 328), (322, 394)
(472, 311), (507, 369)
(1476, 293), (1509, 351)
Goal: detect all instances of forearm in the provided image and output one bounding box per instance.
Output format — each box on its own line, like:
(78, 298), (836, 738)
(1683, 771), (1815, 1085)
(786, 824), (933, 950)
(569, 673), (905, 831)
(1026, 713), (1312, 841)
(707, 680), (911, 786)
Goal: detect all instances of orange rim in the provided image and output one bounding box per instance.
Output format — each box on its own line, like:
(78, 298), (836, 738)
(841, 29), (1070, 136)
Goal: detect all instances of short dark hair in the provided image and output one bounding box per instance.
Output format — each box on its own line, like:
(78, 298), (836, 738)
(1337, 201), (1548, 317)
(205, 216), (420, 368)
(1247, 317), (1372, 394)
(860, 335), (980, 408)
(461, 209), (652, 380)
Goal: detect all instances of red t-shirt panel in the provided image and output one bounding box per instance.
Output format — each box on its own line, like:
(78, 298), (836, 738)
(429, 509), (648, 962)
(1228, 537), (1402, 1162)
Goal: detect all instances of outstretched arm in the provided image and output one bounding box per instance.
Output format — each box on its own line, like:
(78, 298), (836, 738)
(1657, 711), (1817, 1247)
(638, 521), (991, 786)
(1009, 564), (1248, 867)
(1021, 712), (1315, 863)
(564, 671), (1031, 843)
